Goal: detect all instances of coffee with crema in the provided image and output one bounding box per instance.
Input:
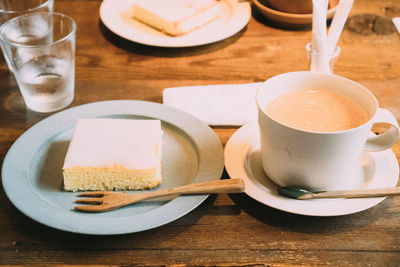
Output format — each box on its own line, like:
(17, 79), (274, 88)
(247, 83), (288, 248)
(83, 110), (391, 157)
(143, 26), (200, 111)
(264, 89), (368, 132)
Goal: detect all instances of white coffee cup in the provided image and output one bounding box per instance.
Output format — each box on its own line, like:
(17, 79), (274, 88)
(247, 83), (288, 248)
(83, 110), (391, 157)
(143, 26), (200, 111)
(256, 71), (400, 191)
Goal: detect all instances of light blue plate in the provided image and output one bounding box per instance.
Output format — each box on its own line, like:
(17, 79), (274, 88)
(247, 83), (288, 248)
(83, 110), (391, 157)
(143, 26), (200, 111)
(2, 100), (224, 235)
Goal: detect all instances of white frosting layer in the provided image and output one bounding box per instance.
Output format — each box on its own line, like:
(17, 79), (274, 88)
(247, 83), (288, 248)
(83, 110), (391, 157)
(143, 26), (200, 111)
(63, 119), (162, 169)
(132, 0), (221, 36)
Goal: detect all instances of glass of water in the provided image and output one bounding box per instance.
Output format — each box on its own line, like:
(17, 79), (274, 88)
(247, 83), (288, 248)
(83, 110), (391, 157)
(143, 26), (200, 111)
(0, 0), (54, 25)
(0, 12), (76, 113)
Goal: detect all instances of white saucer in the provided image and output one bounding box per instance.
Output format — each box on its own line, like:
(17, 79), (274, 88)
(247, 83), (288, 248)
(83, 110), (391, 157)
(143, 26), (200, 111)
(225, 123), (399, 216)
(99, 0), (251, 47)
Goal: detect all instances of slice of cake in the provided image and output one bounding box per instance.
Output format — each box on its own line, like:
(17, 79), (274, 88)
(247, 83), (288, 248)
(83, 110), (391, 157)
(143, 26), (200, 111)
(63, 118), (162, 191)
(132, 0), (222, 36)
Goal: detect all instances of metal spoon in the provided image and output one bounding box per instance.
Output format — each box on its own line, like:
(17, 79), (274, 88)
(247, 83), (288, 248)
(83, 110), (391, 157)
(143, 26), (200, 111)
(278, 186), (400, 200)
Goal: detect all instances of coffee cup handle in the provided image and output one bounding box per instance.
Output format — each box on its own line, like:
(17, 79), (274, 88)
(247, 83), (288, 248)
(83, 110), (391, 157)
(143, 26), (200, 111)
(364, 108), (400, 151)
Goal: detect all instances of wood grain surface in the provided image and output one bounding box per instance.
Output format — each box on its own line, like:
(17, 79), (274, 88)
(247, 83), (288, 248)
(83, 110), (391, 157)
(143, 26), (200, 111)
(1, 0), (400, 266)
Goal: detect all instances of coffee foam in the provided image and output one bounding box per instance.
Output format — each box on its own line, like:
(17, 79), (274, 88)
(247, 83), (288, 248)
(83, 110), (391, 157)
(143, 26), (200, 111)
(264, 89), (368, 132)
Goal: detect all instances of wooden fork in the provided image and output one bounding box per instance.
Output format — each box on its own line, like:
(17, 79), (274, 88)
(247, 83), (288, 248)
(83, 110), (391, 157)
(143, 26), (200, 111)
(75, 178), (245, 212)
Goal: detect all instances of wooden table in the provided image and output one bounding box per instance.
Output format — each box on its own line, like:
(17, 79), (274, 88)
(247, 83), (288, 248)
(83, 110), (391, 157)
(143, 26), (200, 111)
(1, 0), (400, 265)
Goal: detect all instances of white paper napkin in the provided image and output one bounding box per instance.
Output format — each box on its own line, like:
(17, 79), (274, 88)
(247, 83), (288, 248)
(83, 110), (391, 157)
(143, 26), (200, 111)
(311, 0), (330, 73)
(163, 83), (262, 126)
(393, 17), (400, 33)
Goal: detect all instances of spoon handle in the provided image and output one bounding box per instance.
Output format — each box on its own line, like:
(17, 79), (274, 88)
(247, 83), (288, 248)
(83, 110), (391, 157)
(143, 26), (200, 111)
(300, 187), (400, 200)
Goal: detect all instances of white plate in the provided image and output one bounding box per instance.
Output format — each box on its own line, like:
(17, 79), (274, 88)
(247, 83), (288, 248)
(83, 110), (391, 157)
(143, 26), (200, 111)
(2, 100), (224, 234)
(99, 0), (251, 47)
(225, 123), (399, 216)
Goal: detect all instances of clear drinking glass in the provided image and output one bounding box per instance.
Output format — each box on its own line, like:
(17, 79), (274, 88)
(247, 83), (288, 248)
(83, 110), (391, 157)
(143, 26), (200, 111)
(306, 42), (341, 73)
(0, 12), (76, 113)
(0, 0), (54, 25)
